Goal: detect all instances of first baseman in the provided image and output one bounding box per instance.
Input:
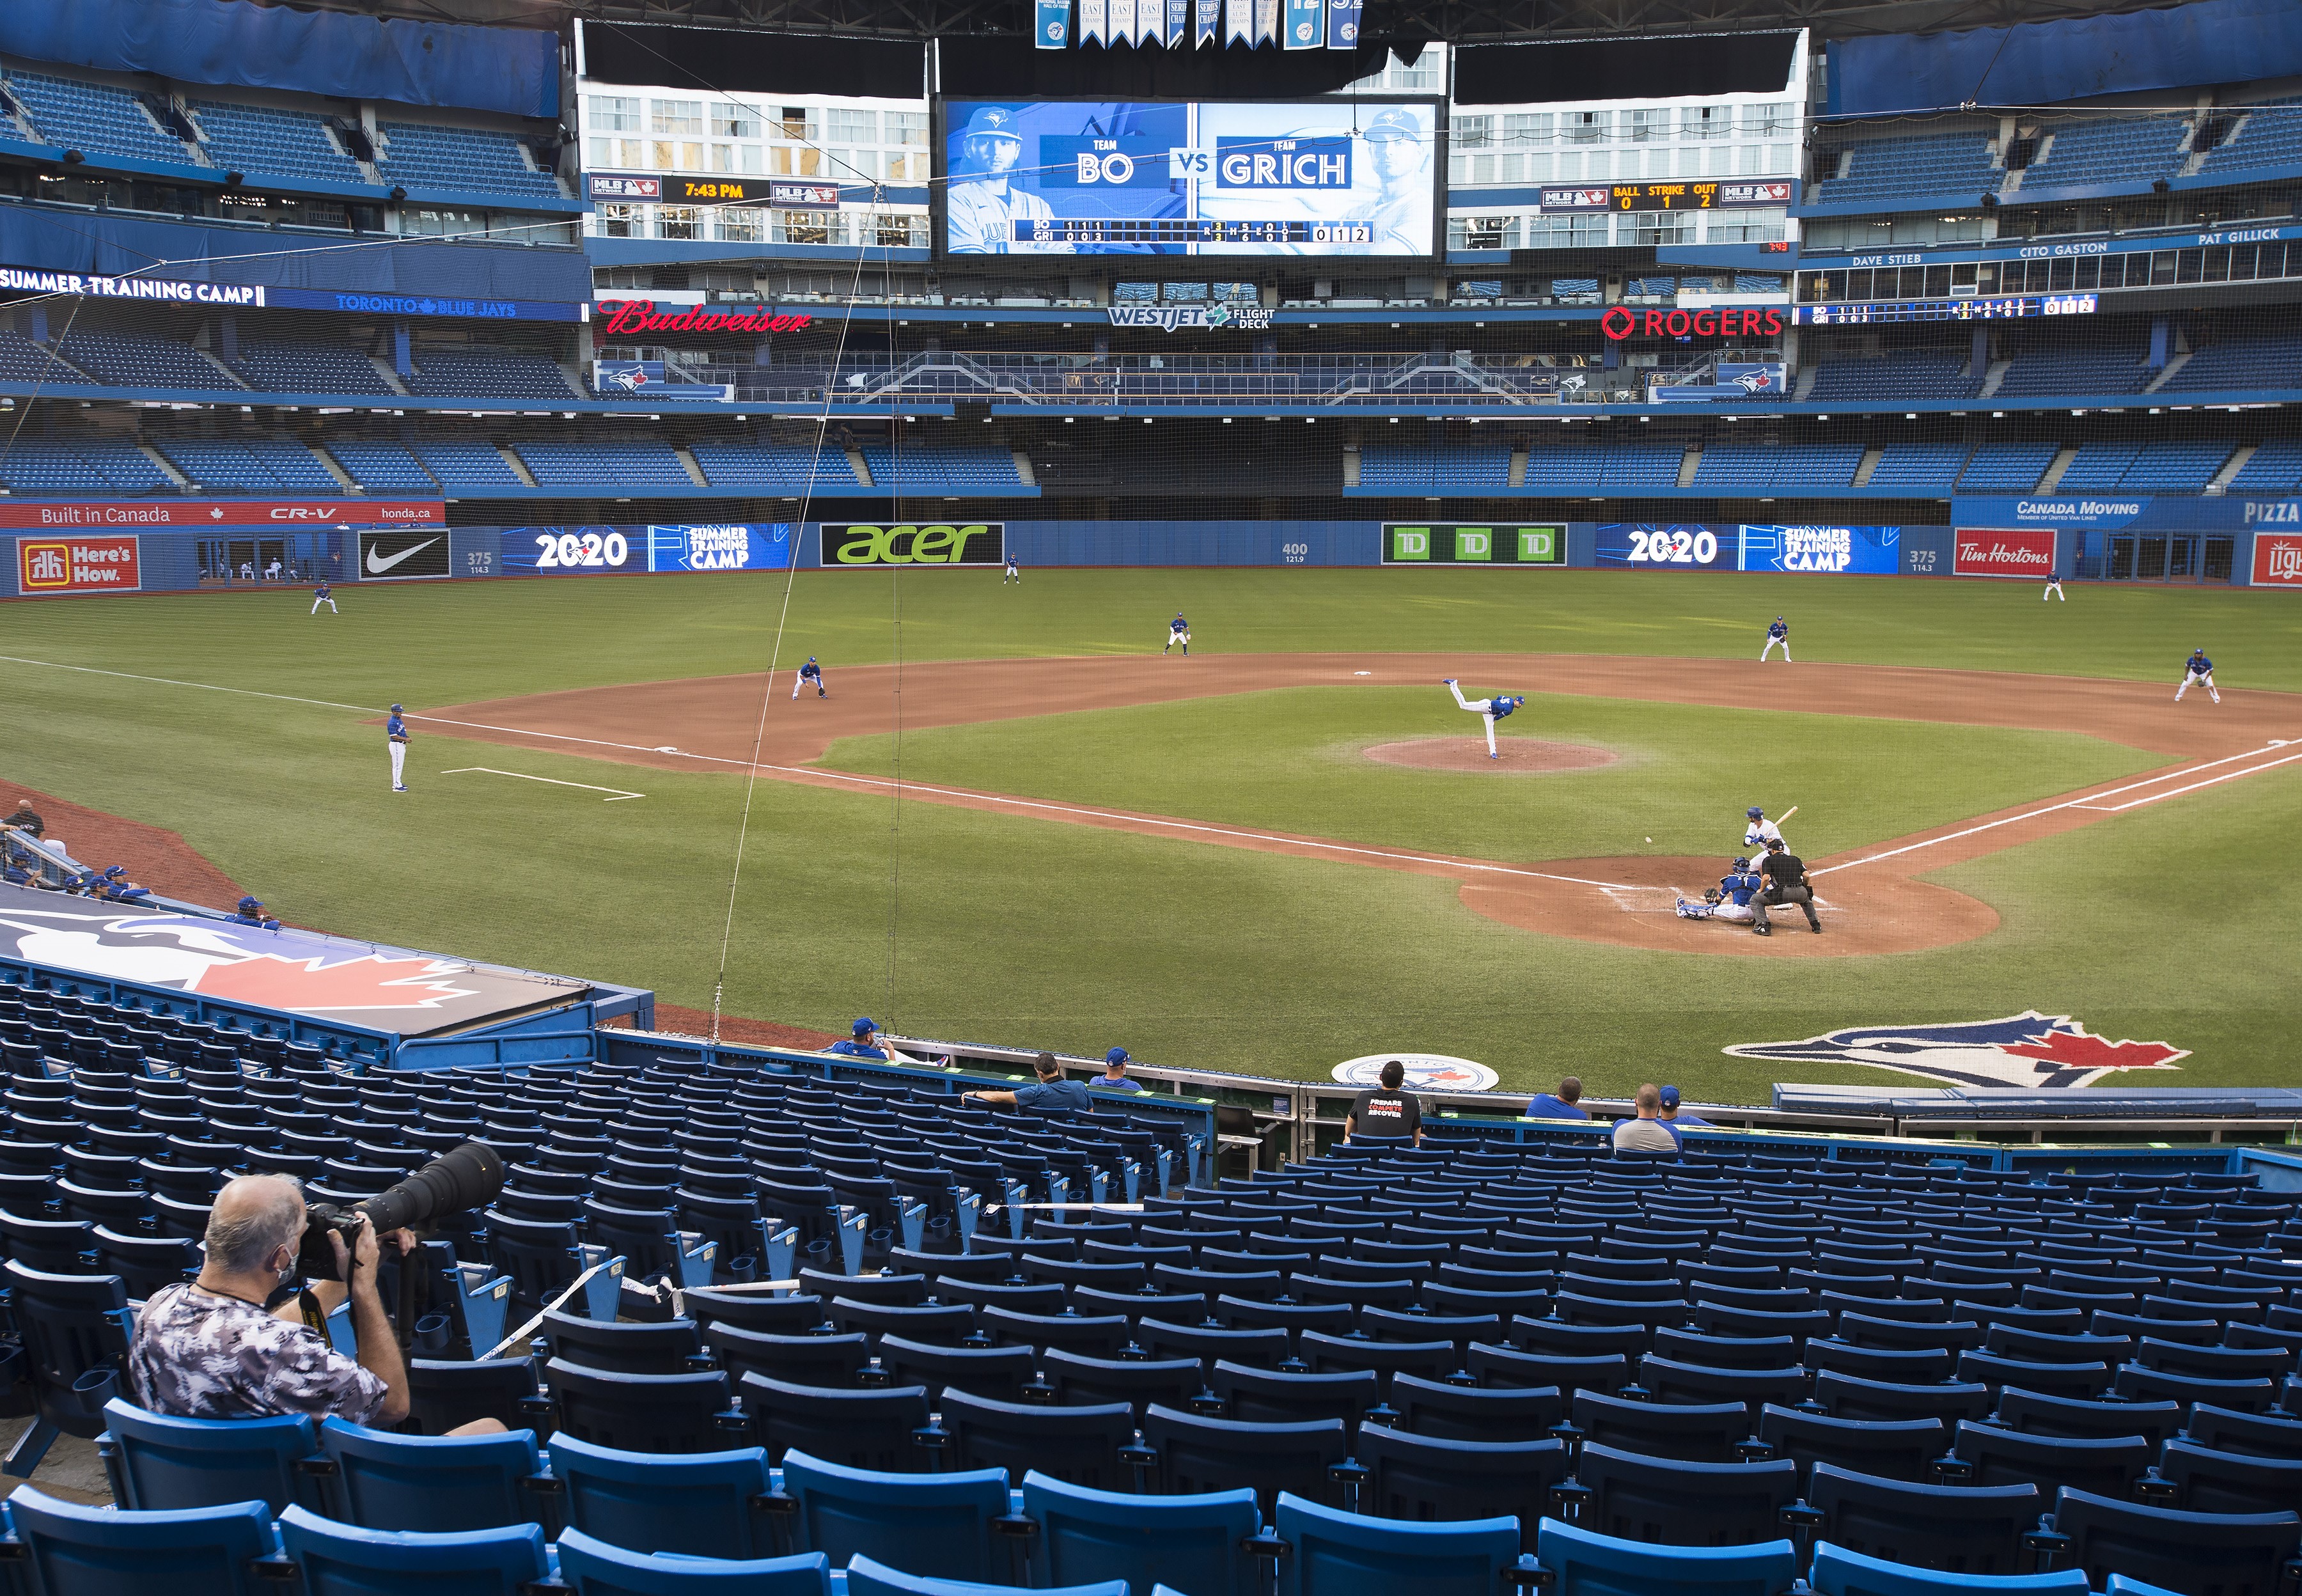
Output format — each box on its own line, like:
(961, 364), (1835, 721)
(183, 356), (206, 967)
(1164, 614), (1191, 655)
(2176, 648), (2219, 704)
(1742, 806), (1787, 857)
(311, 581), (336, 615)
(1761, 615), (1792, 662)
(387, 704), (409, 792)
(794, 657), (825, 700)
(1445, 680), (1524, 759)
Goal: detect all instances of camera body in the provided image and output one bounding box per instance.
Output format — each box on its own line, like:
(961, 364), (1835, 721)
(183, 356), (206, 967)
(292, 1141), (506, 1283)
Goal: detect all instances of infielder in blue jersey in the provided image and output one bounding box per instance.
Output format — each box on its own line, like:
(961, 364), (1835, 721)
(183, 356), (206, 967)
(1445, 680), (1525, 759)
(311, 581), (335, 616)
(2176, 648), (2219, 704)
(793, 657), (825, 700)
(2043, 569), (2065, 602)
(1164, 614), (1191, 655)
(386, 704), (409, 792)
(1762, 615), (1792, 662)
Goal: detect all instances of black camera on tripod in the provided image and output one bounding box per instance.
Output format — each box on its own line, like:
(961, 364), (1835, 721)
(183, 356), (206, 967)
(295, 1140), (505, 1282)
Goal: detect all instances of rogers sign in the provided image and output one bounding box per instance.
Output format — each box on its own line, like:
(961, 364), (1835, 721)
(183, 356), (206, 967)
(2255, 532), (2302, 586)
(595, 299), (814, 337)
(1601, 307), (1785, 341)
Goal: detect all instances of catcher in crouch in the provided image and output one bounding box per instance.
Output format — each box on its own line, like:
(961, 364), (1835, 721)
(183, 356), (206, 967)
(1676, 858), (1764, 925)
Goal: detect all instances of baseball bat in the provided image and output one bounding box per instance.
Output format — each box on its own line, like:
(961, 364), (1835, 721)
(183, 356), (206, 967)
(1778, 805), (1797, 824)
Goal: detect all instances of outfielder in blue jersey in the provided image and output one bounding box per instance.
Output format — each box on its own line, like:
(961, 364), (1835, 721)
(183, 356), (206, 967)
(1164, 614), (1191, 655)
(311, 581), (335, 616)
(2043, 569), (2065, 602)
(2177, 649), (2218, 704)
(793, 657), (825, 700)
(1444, 680), (1526, 759)
(1762, 615), (1792, 662)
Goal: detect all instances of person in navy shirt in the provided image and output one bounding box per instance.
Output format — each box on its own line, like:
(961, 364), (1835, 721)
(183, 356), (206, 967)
(231, 896), (281, 930)
(1444, 680), (1526, 760)
(311, 581), (336, 616)
(2042, 569), (2065, 602)
(1524, 1076), (1590, 1119)
(386, 705), (409, 792)
(1004, 555), (1021, 584)
(826, 1017), (889, 1059)
(1762, 615), (1791, 662)
(2177, 648), (2219, 705)
(968, 1052), (1092, 1114)
(1164, 614), (1191, 656)
(1098, 1047), (1147, 1093)
(1658, 1085), (1711, 1130)
(793, 657), (826, 700)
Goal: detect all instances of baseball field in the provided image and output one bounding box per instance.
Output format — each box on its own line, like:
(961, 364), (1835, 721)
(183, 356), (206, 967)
(4, 565), (2298, 1101)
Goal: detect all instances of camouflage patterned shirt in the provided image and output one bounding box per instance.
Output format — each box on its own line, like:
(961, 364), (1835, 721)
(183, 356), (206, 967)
(126, 1283), (388, 1424)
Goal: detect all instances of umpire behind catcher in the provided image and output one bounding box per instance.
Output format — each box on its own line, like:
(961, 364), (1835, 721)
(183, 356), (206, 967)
(1751, 836), (1822, 937)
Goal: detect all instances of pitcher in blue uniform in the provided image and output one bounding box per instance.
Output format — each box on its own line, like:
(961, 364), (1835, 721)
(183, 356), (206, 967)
(2176, 648), (2218, 704)
(1444, 680), (1526, 759)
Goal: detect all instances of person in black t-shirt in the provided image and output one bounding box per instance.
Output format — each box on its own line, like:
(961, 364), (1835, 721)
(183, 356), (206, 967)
(1751, 836), (1822, 936)
(1346, 1059), (1424, 1143)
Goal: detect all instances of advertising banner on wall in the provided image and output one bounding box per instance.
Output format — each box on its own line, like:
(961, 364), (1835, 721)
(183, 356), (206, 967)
(1382, 524), (1565, 565)
(500, 528), (649, 576)
(1741, 524), (1901, 575)
(1951, 495), (2300, 533)
(2254, 531), (2302, 586)
(1594, 523), (1741, 570)
(648, 523), (793, 573)
(357, 530), (451, 581)
(1954, 527), (2057, 578)
(820, 522), (1005, 567)
(0, 499), (444, 530)
(590, 360), (733, 401)
(16, 535), (139, 595)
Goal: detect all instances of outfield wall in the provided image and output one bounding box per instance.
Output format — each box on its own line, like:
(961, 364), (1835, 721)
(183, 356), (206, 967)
(8, 514), (2296, 595)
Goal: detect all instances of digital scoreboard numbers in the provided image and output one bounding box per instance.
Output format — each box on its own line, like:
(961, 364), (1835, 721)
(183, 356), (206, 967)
(1793, 294), (2099, 325)
(1540, 180), (1793, 213)
(1022, 219), (1374, 246)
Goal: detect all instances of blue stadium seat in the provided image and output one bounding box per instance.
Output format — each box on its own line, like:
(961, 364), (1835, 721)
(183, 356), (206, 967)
(540, 1310), (702, 1375)
(545, 1431), (777, 1558)
(0, 1485), (279, 1596)
(1945, 1421), (2150, 1497)
(274, 1503), (549, 1596)
(1571, 1391), (1752, 1462)
(776, 1450), (1017, 1582)
(1040, 1349), (1202, 1416)
(2040, 1486), (2302, 1596)
(1533, 1515), (1799, 1596)
(2152, 1439), (2302, 1516)
(1572, 1441), (1799, 1545)
(1351, 1423), (1570, 1544)
(737, 1373), (932, 1470)
(1208, 1363), (1377, 1432)
(932, 1388), (1136, 1489)
(314, 1416), (551, 1531)
(873, 1335), (1037, 1405)
(1803, 1464), (2045, 1575)
(1753, 1405), (1946, 1485)
(2181, 1403), (2302, 1460)
(1808, 1540), (2092, 1596)
(552, 1526), (832, 1596)
(1021, 1473), (1264, 1596)
(408, 1357), (550, 1437)
(4, 1260), (134, 1469)
(1275, 1492), (1525, 1596)
(98, 1398), (326, 1514)
(844, 1553), (1127, 1596)
(1138, 1403), (1351, 1508)
(546, 1359), (746, 1455)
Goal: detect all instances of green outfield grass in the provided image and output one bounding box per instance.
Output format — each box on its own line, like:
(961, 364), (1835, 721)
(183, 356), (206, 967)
(822, 689), (2159, 863)
(2, 566), (2296, 1100)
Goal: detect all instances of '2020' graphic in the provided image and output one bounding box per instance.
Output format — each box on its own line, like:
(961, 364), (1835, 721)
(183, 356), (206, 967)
(1596, 524), (1734, 569)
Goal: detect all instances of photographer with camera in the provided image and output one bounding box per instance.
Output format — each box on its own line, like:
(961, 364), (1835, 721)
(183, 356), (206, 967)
(127, 1171), (503, 1435)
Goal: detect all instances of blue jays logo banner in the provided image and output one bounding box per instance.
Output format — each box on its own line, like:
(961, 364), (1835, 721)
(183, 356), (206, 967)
(0, 884), (582, 1036)
(1723, 1011), (2188, 1089)
(1283, 0), (1324, 48)
(1326, 0), (1361, 46)
(1037, 0), (1071, 47)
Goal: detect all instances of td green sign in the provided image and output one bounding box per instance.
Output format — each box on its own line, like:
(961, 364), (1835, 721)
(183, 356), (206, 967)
(1383, 524), (1565, 565)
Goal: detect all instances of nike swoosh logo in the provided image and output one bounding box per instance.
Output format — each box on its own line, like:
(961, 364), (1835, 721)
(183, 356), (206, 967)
(366, 539), (439, 575)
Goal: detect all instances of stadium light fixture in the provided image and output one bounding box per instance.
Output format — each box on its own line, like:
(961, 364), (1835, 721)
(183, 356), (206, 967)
(1905, 412), (1916, 419)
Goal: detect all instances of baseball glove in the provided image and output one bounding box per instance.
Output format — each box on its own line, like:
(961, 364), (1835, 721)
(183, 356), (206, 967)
(1702, 888), (1724, 905)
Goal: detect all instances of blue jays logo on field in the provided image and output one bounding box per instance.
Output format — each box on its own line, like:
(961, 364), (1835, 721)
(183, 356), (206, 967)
(1723, 1012), (2188, 1089)
(1333, 1053), (1499, 1092)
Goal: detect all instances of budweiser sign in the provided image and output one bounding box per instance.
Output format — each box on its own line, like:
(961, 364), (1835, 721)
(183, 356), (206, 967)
(0, 500), (444, 529)
(2254, 532), (2302, 586)
(595, 299), (815, 337)
(1955, 528), (2056, 578)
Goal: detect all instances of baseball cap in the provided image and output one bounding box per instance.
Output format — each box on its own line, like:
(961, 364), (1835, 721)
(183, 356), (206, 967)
(1363, 108), (1418, 141)
(390, 703), (403, 713)
(1106, 1047), (1130, 1066)
(1659, 1085), (1682, 1109)
(852, 1017), (875, 1035)
(961, 107), (1022, 141)
(238, 896), (262, 913)
(1747, 806), (1764, 819)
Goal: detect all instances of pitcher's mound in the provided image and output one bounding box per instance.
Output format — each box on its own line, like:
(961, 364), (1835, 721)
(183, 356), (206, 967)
(1363, 738), (1619, 774)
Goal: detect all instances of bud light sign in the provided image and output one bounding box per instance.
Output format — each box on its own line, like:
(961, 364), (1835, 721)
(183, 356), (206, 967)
(2255, 531), (2302, 586)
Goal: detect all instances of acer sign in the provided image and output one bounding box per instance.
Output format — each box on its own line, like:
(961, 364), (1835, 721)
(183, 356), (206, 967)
(358, 531), (452, 582)
(0, 500), (444, 529)
(17, 535), (139, 596)
(593, 299), (815, 338)
(1600, 306), (1786, 341)
(2253, 532), (2302, 586)
(1954, 527), (2057, 578)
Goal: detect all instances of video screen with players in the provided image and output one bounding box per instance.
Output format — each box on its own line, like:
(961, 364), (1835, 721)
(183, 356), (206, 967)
(937, 99), (1439, 257)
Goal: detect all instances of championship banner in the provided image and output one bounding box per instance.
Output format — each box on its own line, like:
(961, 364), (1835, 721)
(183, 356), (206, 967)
(1255, 0), (1280, 43)
(1139, 0), (1163, 45)
(1225, 0), (1252, 44)
(1037, 0), (1071, 46)
(17, 535), (138, 595)
(1283, 0), (1323, 48)
(2253, 531), (2302, 586)
(820, 522), (1005, 567)
(1081, 0), (1107, 45)
(1383, 524), (1565, 566)
(1954, 527), (2056, 578)
(1195, 0), (1221, 45)
(1109, 0), (1136, 43)
(1164, 0), (1189, 48)
(1326, 0), (1361, 47)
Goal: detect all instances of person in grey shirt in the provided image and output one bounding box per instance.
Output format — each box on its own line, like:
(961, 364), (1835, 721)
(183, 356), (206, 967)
(1610, 1084), (1683, 1155)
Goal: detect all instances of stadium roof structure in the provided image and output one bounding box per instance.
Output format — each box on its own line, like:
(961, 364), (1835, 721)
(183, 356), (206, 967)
(301, 0), (2211, 45)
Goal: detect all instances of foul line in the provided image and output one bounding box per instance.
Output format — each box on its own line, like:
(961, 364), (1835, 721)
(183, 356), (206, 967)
(442, 767), (645, 802)
(1815, 740), (2302, 876)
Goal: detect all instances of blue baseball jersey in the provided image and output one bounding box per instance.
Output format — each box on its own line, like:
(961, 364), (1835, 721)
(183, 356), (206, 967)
(315, 583), (331, 598)
(2047, 572), (2059, 582)
(1767, 620), (1788, 639)
(800, 661), (822, 679)
(1721, 870), (1760, 907)
(386, 714), (407, 741)
(1491, 698), (1517, 721)
(2188, 654), (2212, 674)
(1171, 616), (1189, 633)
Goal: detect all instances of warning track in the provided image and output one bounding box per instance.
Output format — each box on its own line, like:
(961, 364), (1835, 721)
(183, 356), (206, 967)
(421, 654), (2302, 959)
